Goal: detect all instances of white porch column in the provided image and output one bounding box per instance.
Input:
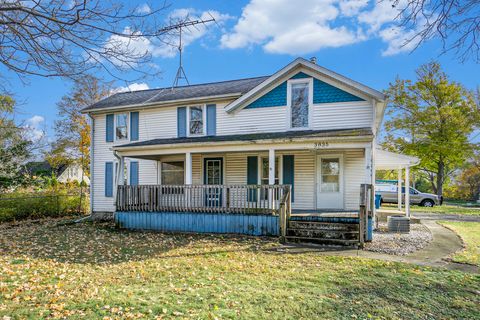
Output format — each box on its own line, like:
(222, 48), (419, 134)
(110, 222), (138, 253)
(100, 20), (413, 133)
(405, 166), (410, 218)
(397, 167), (402, 211)
(364, 146), (372, 184)
(118, 156), (125, 186)
(268, 148), (276, 185)
(185, 152), (192, 185)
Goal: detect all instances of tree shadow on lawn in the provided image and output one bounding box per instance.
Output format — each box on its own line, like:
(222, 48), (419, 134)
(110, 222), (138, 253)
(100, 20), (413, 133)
(0, 218), (280, 265)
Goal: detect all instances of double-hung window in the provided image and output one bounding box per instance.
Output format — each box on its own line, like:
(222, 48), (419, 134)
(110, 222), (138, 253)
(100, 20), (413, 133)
(188, 106), (204, 136)
(116, 113), (128, 140)
(161, 161), (185, 185)
(289, 80), (311, 129)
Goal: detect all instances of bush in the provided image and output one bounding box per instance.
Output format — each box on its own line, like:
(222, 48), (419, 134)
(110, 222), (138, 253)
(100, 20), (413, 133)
(0, 190), (89, 222)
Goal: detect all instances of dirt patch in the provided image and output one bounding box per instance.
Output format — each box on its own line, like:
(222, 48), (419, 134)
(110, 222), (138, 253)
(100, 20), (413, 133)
(365, 222), (433, 255)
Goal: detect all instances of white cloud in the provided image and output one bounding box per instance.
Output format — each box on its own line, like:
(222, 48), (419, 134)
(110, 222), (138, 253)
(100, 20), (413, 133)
(24, 115), (45, 142)
(339, 0), (369, 17)
(136, 3), (151, 14)
(221, 0), (415, 57)
(113, 82), (150, 93)
(379, 25), (420, 56)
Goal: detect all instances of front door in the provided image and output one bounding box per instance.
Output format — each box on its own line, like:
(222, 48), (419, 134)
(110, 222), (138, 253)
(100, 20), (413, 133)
(204, 158), (223, 207)
(316, 155), (344, 210)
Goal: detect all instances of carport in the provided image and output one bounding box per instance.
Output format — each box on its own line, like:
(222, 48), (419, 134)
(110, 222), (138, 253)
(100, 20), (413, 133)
(375, 149), (420, 218)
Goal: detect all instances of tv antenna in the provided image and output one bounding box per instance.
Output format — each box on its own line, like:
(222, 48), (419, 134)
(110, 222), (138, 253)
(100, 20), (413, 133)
(157, 15), (216, 87)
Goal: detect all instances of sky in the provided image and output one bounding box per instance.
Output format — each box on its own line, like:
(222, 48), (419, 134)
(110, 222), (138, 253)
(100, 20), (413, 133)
(4, 0), (480, 142)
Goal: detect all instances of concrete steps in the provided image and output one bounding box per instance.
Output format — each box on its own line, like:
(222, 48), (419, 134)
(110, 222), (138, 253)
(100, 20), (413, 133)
(286, 220), (360, 246)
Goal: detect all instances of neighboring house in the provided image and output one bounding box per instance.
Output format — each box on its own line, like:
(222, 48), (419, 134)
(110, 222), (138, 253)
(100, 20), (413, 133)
(82, 58), (413, 244)
(56, 163), (90, 185)
(24, 161), (89, 185)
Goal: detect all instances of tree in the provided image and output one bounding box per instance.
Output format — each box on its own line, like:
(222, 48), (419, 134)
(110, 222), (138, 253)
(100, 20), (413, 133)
(390, 0), (480, 63)
(0, 95), (32, 191)
(453, 152), (480, 201)
(48, 75), (111, 178)
(0, 0), (169, 82)
(383, 62), (480, 199)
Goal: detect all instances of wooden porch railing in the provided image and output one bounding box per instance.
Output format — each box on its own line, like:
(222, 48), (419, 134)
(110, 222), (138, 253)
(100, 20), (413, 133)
(116, 184), (291, 215)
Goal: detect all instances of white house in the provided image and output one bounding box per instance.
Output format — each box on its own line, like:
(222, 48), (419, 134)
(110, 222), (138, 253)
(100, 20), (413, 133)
(82, 57), (403, 245)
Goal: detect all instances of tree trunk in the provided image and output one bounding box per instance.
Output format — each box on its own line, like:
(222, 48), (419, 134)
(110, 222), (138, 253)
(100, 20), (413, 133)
(436, 161), (445, 198)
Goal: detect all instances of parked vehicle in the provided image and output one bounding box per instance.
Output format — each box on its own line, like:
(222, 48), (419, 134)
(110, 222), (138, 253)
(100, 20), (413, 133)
(375, 183), (440, 207)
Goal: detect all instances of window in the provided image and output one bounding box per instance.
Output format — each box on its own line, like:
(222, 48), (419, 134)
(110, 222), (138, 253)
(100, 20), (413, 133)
(321, 158), (340, 192)
(161, 161), (185, 185)
(116, 113), (128, 140)
(189, 106), (204, 135)
(290, 82), (309, 128)
(261, 157), (279, 185)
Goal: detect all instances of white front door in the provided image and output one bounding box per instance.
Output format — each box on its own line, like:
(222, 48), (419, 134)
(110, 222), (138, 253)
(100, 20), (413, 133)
(316, 155), (344, 210)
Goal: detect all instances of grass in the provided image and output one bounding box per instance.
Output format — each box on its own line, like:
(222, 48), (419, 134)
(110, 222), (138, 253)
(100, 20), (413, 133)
(381, 203), (480, 216)
(439, 221), (480, 267)
(0, 218), (478, 319)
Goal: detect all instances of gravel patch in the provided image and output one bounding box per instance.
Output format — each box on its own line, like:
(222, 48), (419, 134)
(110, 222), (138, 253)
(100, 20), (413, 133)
(365, 222), (433, 256)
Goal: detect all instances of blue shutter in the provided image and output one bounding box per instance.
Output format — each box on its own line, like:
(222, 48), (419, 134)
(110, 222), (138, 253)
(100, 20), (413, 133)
(247, 156), (258, 202)
(106, 114), (114, 142)
(177, 107), (187, 138)
(206, 104), (216, 136)
(130, 161), (139, 185)
(130, 112), (139, 141)
(282, 155), (294, 202)
(105, 162), (113, 197)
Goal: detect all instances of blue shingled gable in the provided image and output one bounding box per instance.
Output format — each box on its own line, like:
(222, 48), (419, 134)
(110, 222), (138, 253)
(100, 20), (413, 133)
(245, 72), (364, 109)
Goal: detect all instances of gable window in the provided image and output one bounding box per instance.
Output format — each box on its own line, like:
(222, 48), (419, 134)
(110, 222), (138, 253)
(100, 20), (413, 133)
(290, 81), (310, 128)
(116, 113), (128, 140)
(188, 106), (204, 136)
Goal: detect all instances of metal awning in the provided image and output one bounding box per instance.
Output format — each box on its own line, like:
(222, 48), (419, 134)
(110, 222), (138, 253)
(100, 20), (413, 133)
(375, 149), (419, 170)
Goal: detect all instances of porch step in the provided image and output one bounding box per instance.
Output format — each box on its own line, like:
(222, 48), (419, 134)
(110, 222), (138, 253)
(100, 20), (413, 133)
(288, 221), (359, 231)
(284, 236), (359, 246)
(287, 228), (359, 241)
(285, 220), (360, 246)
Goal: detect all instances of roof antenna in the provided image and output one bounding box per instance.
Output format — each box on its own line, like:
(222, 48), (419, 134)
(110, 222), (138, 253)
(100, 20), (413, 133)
(156, 15), (216, 88)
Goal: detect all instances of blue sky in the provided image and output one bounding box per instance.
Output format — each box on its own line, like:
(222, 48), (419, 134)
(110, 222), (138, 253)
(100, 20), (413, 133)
(5, 0), (479, 140)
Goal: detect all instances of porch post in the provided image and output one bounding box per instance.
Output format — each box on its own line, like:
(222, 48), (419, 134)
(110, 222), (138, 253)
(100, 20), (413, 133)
(268, 148), (276, 209)
(268, 148), (276, 185)
(185, 152), (192, 185)
(405, 166), (410, 217)
(364, 146), (372, 184)
(118, 156), (125, 186)
(397, 167), (402, 211)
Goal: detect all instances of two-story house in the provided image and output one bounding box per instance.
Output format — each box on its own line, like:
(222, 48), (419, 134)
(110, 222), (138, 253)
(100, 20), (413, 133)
(82, 58), (415, 244)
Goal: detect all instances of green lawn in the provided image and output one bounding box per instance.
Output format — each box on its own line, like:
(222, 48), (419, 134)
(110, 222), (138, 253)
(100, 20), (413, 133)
(439, 221), (480, 267)
(0, 219), (479, 319)
(382, 203), (480, 216)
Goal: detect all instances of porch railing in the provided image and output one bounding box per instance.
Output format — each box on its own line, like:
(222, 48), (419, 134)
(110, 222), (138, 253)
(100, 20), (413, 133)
(116, 184), (291, 215)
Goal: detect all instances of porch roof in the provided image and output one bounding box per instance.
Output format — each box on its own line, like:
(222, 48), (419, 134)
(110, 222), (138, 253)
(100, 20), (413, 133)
(375, 149), (419, 170)
(115, 128), (373, 150)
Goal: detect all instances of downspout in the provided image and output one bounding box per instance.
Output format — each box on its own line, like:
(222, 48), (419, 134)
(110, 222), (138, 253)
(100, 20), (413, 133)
(113, 150), (122, 207)
(88, 114), (95, 216)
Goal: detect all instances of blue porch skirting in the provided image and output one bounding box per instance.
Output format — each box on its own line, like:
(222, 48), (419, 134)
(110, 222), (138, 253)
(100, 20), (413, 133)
(115, 211), (279, 236)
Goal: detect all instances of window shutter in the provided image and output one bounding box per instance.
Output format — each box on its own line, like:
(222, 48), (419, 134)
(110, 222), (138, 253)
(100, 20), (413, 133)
(130, 112), (139, 141)
(177, 107), (187, 138)
(130, 161), (139, 185)
(106, 114), (114, 142)
(105, 162), (113, 197)
(282, 155), (294, 202)
(206, 104), (216, 136)
(247, 156), (258, 201)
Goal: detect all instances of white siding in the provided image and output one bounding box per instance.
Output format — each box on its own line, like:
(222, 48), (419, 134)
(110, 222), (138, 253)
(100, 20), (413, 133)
(312, 102), (372, 130)
(344, 150), (365, 210)
(217, 106), (287, 135)
(138, 106), (177, 140)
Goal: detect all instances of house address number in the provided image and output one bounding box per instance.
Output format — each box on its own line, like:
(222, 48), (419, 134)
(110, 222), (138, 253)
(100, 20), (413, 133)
(314, 141), (330, 148)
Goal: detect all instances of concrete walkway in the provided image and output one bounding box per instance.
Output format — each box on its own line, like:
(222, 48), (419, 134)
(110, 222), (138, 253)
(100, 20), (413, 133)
(412, 212), (480, 222)
(280, 220), (478, 273)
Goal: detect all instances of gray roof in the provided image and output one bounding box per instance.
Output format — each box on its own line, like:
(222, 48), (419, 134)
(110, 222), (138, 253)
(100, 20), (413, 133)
(83, 76), (270, 112)
(115, 128), (373, 149)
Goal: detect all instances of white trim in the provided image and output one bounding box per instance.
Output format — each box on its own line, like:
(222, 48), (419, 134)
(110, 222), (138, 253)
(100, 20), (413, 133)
(286, 78), (314, 130)
(186, 104), (207, 137)
(225, 58), (385, 114)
